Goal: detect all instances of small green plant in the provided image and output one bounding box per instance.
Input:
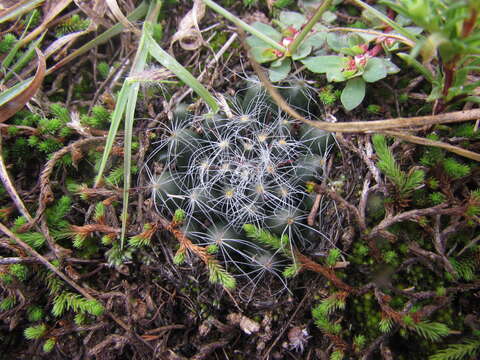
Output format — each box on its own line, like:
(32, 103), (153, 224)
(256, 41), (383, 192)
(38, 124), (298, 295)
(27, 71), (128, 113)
(442, 158), (470, 179)
(318, 85), (339, 105)
(9, 264), (28, 281)
(81, 105), (111, 129)
(24, 324), (47, 340)
(42, 338), (56, 353)
(27, 306), (44, 322)
(379, 317), (394, 333)
(385, 0), (480, 110)
(312, 293), (347, 357)
(410, 321), (450, 342)
(0, 296), (16, 311)
(326, 248), (341, 267)
(97, 62), (110, 79)
(0, 33), (17, 54)
(429, 334), (480, 360)
(429, 192), (446, 205)
(128, 223), (156, 247)
(239, 5), (400, 110)
(52, 292), (104, 317)
(55, 14), (90, 37)
(372, 134), (425, 198)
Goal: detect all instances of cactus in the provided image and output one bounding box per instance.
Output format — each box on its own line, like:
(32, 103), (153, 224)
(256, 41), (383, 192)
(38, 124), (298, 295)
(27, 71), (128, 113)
(145, 86), (334, 287)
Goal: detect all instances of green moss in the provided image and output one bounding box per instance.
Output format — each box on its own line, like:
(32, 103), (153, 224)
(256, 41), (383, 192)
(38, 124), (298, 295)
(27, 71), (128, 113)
(97, 62), (110, 79)
(0, 33), (16, 53)
(442, 158), (470, 179)
(55, 14), (90, 37)
(39, 139), (62, 154)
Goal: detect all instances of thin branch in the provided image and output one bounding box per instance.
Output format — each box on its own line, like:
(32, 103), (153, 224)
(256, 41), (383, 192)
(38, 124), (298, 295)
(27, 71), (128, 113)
(23, 137), (104, 231)
(0, 136), (33, 222)
(383, 130), (480, 162)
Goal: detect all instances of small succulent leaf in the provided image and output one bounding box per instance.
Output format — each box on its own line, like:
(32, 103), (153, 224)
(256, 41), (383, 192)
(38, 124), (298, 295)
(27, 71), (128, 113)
(327, 32), (363, 55)
(250, 45), (279, 63)
(321, 10), (337, 24)
(301, 55), (347, 74)
(250, 22), (282, 42)
(279, 11), (307, 29)
(326, 69), (347, 82)
(269, 58), (291, 82)
(382, 58), (401, 74)
(426, 81), (443, 102)
(313, 23), (328, 32)
(292, 41), (312, 60)
(326, 32), (348, 52)
(246, 32), (283, 63)
(341, 77), (366, 111)
(357, 32), (378, 43)
(302, 31), (326, 51)
(350, 45), (366, 55)
(362, 57), (387, 82)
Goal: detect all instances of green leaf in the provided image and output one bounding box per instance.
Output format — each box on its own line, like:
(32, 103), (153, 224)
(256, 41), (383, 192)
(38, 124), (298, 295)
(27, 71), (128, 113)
(420, 33), (447, 63)
(250, 22), (282, 42)
(362, 57), (387, 83)
(279, 11), (307, 29)
(144, 24), (219, 112)
(301, 55), (347, 74)
(269, 58), (291, 82)
(249, 42), (279, 63)
(302, 31), (326, 51)
(397, 52), (434, 83)
(382, 58), (401, 74)
(321, 10), (337, 24)
(292, 41), (312, 60)
(341, 77), (366, 110)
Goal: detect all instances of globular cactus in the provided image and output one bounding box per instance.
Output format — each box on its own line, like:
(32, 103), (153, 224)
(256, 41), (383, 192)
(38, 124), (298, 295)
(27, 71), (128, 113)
(145, 85), (335, 289)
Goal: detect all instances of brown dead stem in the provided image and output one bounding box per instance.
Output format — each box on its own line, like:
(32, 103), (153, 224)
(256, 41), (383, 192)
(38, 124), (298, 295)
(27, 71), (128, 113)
(241, 34), (480, 161)
(156, 215), (222, 278)
(70, 224), (120, 237)
(0, 222), (154, 351)
(295, 252), (354, 293)
(23, 137), (104, 231)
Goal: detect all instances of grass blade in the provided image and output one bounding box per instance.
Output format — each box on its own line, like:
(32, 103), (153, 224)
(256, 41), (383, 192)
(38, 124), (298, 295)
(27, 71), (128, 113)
(0, 48), (45, 123)
(121, 84), (140, 248)
(46, 1), (148, 75)
(94, 83), (128, 187)
(144, 22), (219, 112)
(0, 0), (43, 24)
(203, 0), (286, 53)
(350, 0), (418, 43)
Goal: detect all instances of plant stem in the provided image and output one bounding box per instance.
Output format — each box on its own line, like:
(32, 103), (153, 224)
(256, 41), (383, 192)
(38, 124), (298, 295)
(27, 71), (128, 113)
(145, 25), (220, 112)
(203, 0), (286, 53)
(328, 27), (415, 47)
(288, 0), (332, 56)
(350, 0), (418, 43)
(46, 1), (149, 75)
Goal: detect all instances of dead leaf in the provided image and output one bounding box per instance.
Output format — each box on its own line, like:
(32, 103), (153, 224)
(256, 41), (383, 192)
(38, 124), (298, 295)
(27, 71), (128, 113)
(44, 28), (93, 60)
(0, 0), (20, 10)
(105, 0), (139, 35)
(74, 0), (111, 28)
(227, 313), (260, 335)
(20, 0), (73, 47)
(170, 0), (205, 51)
(0, 48), (46, 123)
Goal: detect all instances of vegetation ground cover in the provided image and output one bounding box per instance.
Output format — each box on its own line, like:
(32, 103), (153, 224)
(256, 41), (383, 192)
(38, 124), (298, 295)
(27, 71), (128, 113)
(0, 0), (479, 359)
